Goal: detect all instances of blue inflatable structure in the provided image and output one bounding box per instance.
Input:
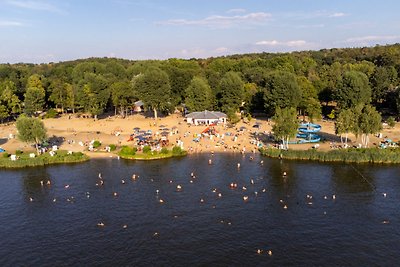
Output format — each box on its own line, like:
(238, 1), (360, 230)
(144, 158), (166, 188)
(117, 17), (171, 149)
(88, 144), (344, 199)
(290, 123), (321, 144)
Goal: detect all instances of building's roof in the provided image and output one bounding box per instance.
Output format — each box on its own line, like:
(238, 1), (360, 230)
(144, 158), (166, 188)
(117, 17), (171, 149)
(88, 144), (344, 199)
(185, 110), (227, 120)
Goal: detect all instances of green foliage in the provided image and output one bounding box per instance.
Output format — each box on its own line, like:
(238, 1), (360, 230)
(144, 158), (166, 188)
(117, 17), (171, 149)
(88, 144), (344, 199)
(357, 105), (382, 147)
(334, 71), (371, 109)
(16, 115), (47, 154)
(92, 140), (101, 148)
(272, 107), (298, 149)
(2, 152), (9, 158)
(15, 150), (23, 155)
(226, 109), (240, 124)
(1, 44), (400, 121)
(45, 108), (58, 118)
(260, 147), (400, 164)
(172, 146), (185, 156)
(24, 87), (46, 115)
(218, 71), (244, 113)
(327, 109), (335, 120)
(142, 145), (151, 154)
(109, 144), (117, 151)
(132, 67), (171, 120)
(160, 147), (169, 154)
(387, 116), (395, 128)
(185, 76), (214, 112)
(0, 150), (89, 168)
(119, 146), (137, 157)
(335, 109), (355, 142)
(264, 71), (301, 115)
(111, 81), (136, 116)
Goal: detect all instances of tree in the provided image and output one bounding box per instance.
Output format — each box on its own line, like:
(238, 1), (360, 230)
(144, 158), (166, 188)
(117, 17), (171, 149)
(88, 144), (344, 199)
(0, 80), (21, 119)
(24, 87), (46, 115)
(218, 71), (244, 113)
(0, 105), (8, 123)
(76, 73), (110, 118)
(111, 81), (136, 117)
(132, 67), (171, 121)
(335, 109), (355, 145)
(357, 105), (382, 147)
(297, 76), (321, 121)
(184, 76), (213, 112)
(272, 107), (298, 149)
(24, 74), (46, 115)
(334, 71), (371, 109)
(16, 115), (47, 154)
(49, 79), (67, 113)
(264, 71), (301, 115)
(370, 66), (398, 105)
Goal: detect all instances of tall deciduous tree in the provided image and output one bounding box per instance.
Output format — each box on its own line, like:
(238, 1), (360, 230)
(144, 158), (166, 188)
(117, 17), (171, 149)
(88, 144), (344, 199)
(357, 105), (382, 147)
(264, 71), (301, 115)
(334, 71), (371, 109)
(76, 74), (110, 118)
(335, 109), (355, 145)
(218, 71), (244, 113)
(132, 68), (171, 121)
(0, 80), (21, 118)
(272, 107), (298, 149)
(184, 76), (213, 112)
(16, 115), (47, 154)
(111, 81), (136, 117)
(297, 76), (321, 121)
(24, 74), (46, 115)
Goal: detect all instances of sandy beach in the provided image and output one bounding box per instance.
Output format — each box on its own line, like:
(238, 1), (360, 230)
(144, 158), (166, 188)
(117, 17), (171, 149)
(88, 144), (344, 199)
(1, 113), (399, 158)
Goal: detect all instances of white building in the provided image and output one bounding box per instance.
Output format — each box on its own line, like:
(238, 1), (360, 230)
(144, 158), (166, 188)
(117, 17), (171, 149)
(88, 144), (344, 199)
(185, 111), (227, 125)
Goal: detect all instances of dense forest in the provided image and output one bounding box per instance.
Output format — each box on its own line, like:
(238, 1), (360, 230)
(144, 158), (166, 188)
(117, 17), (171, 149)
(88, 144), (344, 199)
(1, 44), (400, 124)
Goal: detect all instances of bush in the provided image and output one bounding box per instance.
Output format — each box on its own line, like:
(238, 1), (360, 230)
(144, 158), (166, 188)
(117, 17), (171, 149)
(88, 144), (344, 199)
(142, 145), (151, 154)
(160, 147), (169, 154)
(45, 109), (58, 119)
(172, 146), (183, 156)
(387, 116), (395, 128)
(109, 144), (117, 151)
(93, 140), (101, 148)
(16, 150), (23, 155)
(226, 109), (240, 125)
(119, 146), (137, 157)
(2, 152), (9, 158)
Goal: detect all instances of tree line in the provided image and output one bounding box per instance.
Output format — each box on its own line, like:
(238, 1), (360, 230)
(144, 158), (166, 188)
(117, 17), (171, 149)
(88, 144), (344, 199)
(1, 44), (400, 128)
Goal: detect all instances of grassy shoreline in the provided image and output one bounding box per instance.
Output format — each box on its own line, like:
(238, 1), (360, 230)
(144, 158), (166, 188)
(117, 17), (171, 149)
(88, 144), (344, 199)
(118, 146), (187, 160)
(0, 150), (89, 168)
(260, 147), (400, 164)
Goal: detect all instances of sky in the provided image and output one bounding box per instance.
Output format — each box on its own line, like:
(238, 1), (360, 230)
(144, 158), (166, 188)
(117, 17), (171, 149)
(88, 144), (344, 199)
(1, 0), (400, 63)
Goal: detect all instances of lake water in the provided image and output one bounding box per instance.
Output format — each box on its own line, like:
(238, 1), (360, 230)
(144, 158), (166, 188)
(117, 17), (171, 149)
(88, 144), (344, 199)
(0, 154), (399, 266)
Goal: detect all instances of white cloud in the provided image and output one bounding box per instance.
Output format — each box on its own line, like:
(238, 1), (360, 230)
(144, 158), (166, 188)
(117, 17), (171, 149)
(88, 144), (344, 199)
(282, 10), (348, 20)
(0, 20), (24, 27)
(226, 8), (247, 14)
(6, 0), (65, 14)
(345, 35), (400, 43)
(256, 39), (307, 47)
(329, 12), (347, 18)
(158, 12), (271, 28)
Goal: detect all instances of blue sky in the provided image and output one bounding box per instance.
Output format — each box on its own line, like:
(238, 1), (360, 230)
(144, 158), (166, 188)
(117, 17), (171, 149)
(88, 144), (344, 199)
(1, 0), (400, 63)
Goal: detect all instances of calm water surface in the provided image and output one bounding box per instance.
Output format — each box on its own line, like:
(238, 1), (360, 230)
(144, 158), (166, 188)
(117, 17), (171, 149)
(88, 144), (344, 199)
(0, 154), (399, 266)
